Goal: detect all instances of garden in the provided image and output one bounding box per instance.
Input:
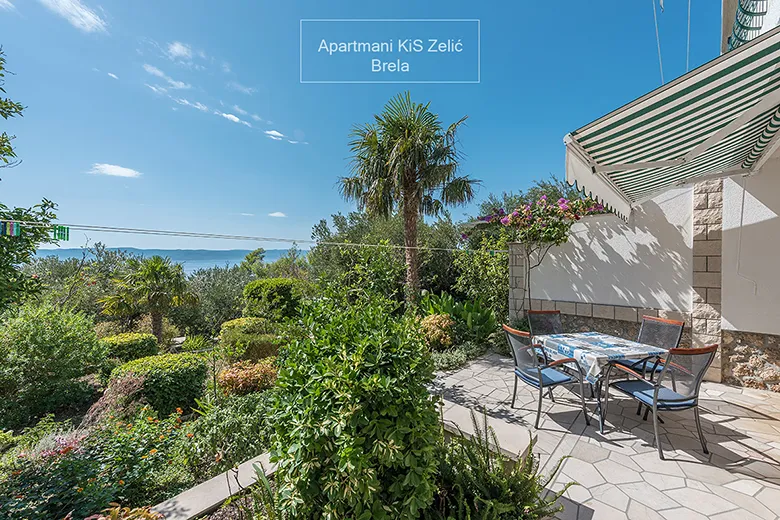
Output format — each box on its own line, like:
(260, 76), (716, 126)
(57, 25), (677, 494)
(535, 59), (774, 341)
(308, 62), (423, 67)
(1, 60), (599, 519)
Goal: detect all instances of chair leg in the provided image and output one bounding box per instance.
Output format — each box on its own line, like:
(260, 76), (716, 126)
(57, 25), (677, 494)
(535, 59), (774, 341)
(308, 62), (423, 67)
(694, 407), (709, 454)
(643, 406), (650, 421)
(652, 405), (664, 460)
(601, 383), (610, 433)
(636, 402), (643, 416)
(578, 377), (590, 426)
(589, 383), (595, 399)
(548, 388), (556, 403)
(535, 386), (544, 429)
(512, 377), (518, 408)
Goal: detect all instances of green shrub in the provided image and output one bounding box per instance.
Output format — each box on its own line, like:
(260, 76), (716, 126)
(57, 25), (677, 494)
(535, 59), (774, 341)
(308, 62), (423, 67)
(0, 302), (107, 430)
(271, 296), (440, 519)
(420, 292), (498, 344)
(111, 353), (207, 416)
(453, 234), (510, 322)
(219, 317), (279, 360)
(183, 390), (276, 480)
(0, 409), (191, 520)
(218, 358), (277, 396)
(420, 314), (456, 351)
(242, 278), (308, 320)
(101, 333), (159, 362)
(431, 342), (487, 371)
(427, 411), (571, 519)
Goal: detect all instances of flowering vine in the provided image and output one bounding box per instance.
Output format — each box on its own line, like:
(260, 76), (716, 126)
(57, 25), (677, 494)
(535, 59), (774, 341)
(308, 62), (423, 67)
(474, 196), (605, 310)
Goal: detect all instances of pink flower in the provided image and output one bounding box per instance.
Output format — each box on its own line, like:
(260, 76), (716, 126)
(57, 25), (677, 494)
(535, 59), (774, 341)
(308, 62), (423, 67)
(500, 216), (510, 225)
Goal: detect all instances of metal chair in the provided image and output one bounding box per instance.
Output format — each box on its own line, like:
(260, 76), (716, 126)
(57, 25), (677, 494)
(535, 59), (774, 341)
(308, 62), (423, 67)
(602, 344), (718, 459)
(503, 324), (590, 429)
(613, 316), (685, 419)
(527, 310), (564, 336)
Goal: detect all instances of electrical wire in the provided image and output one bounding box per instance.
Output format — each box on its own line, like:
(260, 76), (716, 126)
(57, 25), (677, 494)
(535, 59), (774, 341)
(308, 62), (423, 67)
(652, 0), (665, 84)
(686, 0), (692, 72)
(0, 220), (509, 254)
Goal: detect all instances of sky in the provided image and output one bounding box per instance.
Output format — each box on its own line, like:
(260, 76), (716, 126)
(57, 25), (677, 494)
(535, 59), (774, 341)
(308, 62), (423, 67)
(1, 0), (722, 250)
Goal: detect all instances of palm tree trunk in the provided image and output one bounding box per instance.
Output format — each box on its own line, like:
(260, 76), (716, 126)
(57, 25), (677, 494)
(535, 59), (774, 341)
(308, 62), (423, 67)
(151, 312), (164, 346)
(402, 180), (420, 304)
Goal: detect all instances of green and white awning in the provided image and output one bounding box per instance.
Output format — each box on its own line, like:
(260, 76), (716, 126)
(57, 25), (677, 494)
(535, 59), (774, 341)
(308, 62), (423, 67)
(565, 25), (780, 219)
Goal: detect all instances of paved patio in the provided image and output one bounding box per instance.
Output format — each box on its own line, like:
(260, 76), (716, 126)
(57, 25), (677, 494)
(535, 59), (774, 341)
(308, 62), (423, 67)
(433, 353), (780, 520)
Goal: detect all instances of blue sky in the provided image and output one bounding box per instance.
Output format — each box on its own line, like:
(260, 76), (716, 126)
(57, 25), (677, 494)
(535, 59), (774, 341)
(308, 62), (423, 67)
(1, 0), (721, 249)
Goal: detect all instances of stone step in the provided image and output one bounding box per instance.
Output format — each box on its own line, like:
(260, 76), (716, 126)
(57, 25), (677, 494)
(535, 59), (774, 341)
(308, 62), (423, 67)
(440, 399), (536, 460)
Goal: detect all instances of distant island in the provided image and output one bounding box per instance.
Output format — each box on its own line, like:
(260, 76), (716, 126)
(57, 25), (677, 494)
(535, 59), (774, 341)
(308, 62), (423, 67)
(35, 247), (306, 274)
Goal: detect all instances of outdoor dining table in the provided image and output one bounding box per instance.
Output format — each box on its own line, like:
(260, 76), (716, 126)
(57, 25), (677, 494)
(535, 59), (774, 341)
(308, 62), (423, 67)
(531, 331), (669, 432)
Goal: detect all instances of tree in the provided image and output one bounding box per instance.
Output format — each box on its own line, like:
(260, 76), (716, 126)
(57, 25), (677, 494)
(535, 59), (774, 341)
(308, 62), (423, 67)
(0, 199), (58, 311)
(1, 47), (25, 170)
(340, 92), (479, 303)
(101, 256), (194, 344)
(240, 247), (267, 277)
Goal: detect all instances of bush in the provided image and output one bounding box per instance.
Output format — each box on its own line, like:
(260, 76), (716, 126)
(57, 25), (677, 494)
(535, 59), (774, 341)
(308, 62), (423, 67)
(271, 296), (440, 519)
(420, 292), (498, 344)
(242, 278), (308, 320)
(183, 390), (276, 479)
(86, 504), (163, 520)
(111, 353), (207, 416)
(219, 317), (279, 360)
(0, 303), (107, 430)
(431, 342), (486, 372)
(0, 409), (191, 520)
(218, 358), (277, 396)
(420, 314), (455, 351)
(102, 333), (158, 362)
(81, 372), (147, 428)
(427, 412), (571, 519)
(170, 265), (253, 336)
(453, 233), (510, 322)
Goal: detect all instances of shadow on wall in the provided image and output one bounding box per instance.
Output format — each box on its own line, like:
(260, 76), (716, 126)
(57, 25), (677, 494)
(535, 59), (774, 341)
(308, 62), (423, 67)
(532, 189), (692, 311)
(722, 175), (780, 335)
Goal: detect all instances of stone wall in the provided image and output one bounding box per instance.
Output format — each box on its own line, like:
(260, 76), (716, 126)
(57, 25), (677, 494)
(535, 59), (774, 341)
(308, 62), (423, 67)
(723, 330), (780, 392)
(692, 179), (724, 382)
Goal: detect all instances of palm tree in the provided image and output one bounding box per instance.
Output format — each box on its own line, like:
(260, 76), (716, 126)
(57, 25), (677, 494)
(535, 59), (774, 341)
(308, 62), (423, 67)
(340, 92), (479, 302)
(101, 256), (194, 344)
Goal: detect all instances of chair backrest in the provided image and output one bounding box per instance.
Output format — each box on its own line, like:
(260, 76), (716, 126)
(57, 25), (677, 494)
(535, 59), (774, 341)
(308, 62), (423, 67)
(527, 310), (564, 336)
(657, 344), (718, 401)
(637, 316), (684, 350)
(502, 324), (540, 376)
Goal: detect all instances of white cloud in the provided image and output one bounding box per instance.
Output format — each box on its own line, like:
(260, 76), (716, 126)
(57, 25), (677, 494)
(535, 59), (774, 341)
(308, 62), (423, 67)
(145, 83), (168, 95)
(265, 130), (284, 138)
(0, 0), (15, 11)
(166, 41), (192, 61)
(287, 140), (299, 144)
(221, 62), (231, 73)
(88, 163), (142, 178)
(107, 72), (118, 79)
(251, 114), (263, 122)
(268, 212), (287, 218)
(38, 0), (108, 33)
(232, 105), (248, 116)
(143, 64), (190, 89)
(240, 213), (254, 217)
(174, 98), (208, 112)
(215, 111), (251, 127)
(227, 81), (256, 95)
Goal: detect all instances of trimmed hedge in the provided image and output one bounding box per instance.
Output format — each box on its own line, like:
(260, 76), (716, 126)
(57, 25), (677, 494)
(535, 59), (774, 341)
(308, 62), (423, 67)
(110, 353), (207, 416)
(101, 333), (158, 362)
(217, 358), (277, 396)
(242, 278), (308, 320)
(219, 317), (279, 360)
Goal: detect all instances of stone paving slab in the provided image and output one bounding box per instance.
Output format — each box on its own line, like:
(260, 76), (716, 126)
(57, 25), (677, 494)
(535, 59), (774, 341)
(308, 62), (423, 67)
(434, 353), (780, 520)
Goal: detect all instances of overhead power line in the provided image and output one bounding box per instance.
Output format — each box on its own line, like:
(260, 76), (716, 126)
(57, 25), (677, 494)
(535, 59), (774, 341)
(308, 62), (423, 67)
(0, 220), (509, 254)
(652, 0), (665, 84)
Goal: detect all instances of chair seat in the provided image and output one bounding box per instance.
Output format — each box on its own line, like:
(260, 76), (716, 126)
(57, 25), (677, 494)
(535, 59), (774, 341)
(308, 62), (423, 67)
(516, 367), (573, 388)
(614, 358), (663, 373)
(611, 379), (695, 409)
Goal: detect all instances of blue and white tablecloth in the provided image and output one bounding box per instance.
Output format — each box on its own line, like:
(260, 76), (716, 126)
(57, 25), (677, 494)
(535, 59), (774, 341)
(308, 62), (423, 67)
(533, 332), (668, 384)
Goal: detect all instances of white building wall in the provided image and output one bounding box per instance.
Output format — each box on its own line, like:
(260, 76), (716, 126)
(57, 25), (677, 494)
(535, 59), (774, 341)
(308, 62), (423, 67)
(529, 187), (693, 312)
(722, 157), (780, 335)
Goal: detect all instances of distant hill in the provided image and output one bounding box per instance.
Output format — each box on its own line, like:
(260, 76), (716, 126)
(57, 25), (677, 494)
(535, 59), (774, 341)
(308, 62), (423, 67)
(35, 248), (306, 274)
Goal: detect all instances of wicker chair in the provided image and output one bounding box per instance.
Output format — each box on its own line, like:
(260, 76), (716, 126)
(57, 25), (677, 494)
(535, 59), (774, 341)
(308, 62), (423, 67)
(503, 324), (590, 429)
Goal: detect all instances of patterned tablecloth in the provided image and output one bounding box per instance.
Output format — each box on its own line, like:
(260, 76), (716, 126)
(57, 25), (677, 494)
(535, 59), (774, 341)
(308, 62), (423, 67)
(532, 332), (668, 384)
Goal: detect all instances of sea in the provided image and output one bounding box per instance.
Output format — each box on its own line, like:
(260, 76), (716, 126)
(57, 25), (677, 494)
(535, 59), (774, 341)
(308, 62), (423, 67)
(34, 248), (305, 274)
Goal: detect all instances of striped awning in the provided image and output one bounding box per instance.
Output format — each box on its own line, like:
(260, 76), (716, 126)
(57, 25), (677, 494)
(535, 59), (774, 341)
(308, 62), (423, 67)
(565, 25), (780, 219)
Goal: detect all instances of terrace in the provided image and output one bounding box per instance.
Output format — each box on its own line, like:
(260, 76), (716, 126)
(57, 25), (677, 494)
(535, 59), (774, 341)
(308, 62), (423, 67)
(435, 353), (780, 520)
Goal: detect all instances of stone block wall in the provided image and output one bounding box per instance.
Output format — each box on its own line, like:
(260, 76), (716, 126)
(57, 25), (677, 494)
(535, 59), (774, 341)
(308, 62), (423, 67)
(692, 179), (724, 382)
(723, 330), (780, 392)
